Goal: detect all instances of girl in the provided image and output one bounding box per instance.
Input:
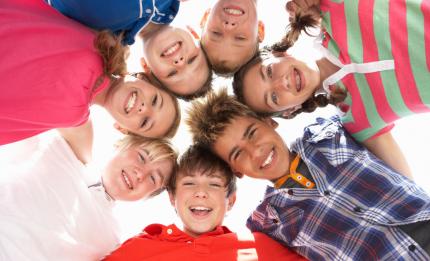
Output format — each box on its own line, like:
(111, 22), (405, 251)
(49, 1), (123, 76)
(0, 125), (177, 260)
(233, 0), (429, 178)
(0, 0), (181, 145)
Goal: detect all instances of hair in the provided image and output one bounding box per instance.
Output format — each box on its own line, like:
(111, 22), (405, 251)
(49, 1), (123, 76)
(129, 72), (182, 138)
(150, 49), (214, 101)
(168, 144), (237, 197)
(115, 135), (179, 197)
(186, 88), (261, 148)
(201, 40), (260, 76)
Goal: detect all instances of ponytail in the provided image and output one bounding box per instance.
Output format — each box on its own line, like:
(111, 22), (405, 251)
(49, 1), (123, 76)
(94, 30), (129, 77)
(271, 5), (321, 53)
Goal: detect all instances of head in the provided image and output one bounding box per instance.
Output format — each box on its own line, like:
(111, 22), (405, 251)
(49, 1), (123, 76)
(233, 49), (321, 118)
(200, 0), (265, 75)
(168, 144), (236, 237)
(103, 74), (181, 138)
(141, 25), (213, 99)
(187, 89), (292, 181)
(102, 135), (178, 201)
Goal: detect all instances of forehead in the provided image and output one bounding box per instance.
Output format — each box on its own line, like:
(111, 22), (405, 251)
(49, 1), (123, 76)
(177, 169), (227, 183)
(213, 116), (255, 153)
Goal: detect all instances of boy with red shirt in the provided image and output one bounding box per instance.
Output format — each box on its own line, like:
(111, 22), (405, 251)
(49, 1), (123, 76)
(104, 145), (305, 260)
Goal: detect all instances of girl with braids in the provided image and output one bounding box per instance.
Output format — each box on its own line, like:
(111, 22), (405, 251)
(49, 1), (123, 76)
(0, 0), (181, 145)
(233, 0), (430, 178)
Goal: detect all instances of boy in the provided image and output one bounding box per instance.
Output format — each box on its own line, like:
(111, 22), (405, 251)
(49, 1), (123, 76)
(200, 0), (265, 75)
(187, 89), (430, 260)
(103, 144), (305, 260)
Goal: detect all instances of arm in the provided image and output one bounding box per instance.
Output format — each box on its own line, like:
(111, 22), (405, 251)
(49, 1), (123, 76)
(362, 131), (413, 179)
(57, 120), (94, 165)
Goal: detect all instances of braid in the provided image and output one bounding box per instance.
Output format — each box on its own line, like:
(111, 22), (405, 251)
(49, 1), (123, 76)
(94, 30), (130, 77)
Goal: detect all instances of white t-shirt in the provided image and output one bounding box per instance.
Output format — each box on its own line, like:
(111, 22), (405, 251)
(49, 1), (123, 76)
(0, 134), (120, 261)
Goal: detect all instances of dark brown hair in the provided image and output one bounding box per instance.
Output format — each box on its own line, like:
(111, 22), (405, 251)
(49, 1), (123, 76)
(168, 144), (236, 197)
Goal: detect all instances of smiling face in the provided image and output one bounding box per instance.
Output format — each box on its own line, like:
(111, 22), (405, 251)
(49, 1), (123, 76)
(242, 54), (320, 113)
(213, 116), (291, 180)
(102, 145), (174, 201)
(104, 76), (177, 138)
(142, 26), (210, 96)
(169, 170), (235, 237)
(201, 0), (260, 72)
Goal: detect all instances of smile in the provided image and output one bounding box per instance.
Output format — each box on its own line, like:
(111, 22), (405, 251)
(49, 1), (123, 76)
(189, 206), (213, 217)
(260, 149), (275, 169)
(121, 170), (133, 190)
(224, 6), (244, 16)
(294, 68), (302, 92)
(161, 41), (182, 57)
(124, 91), (137, 114)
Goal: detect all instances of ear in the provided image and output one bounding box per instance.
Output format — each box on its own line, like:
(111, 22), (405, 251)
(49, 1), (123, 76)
(140, 57), (151, 74)
(113, 122), (129, 135)
(263, 117), (279, 129)
(234, 171), (244, 179)
(227, 192), (237, 211)
(257, 20), (265, 43)
(168, 190), (176, 208)
(186, 25), (200, 40)
(200, 8), (211, 29)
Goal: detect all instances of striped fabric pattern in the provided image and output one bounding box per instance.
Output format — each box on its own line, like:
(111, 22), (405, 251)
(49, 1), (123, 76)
(247, 116), (430, 260)
(320, 0), (430, 142)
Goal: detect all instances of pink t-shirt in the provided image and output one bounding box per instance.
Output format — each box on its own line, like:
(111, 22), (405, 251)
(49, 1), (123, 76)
(0, 0), (110, 145)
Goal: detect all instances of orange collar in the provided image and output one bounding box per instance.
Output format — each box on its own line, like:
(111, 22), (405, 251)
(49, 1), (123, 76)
(274, 154), (315, 189)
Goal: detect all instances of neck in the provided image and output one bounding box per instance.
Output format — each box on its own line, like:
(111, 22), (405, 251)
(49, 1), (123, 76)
(92, 77), (120, 107)
(316, 57), (340, 87)
(271, 151), (296, 184)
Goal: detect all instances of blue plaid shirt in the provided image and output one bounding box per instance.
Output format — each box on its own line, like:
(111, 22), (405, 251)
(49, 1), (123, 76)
(45, 0), (180, 45)
(247, 117), (430, 260)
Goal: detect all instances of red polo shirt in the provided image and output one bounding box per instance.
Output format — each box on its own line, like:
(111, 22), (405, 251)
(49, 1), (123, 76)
(103, 224), (306, 260)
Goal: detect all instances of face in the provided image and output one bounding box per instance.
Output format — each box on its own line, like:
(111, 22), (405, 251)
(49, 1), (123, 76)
(102, 145), (174, 201)
(169, 171), (235, 237)
(104, 76), (177, 138)
(243, 54), (320, 113)
(143, 26), (210, 96)
(213, 116), (291, 180)
(201, 0), (260, 70)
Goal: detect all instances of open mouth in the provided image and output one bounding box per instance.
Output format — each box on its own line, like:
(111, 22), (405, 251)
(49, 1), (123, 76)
(189, 206), (213, 217)
(121, 170), (133, 190)
(124, 91), (137, 114)
(161, 41), (182, 57)
(260, 148), (275, 169)
(224, 6), (245, 16)
(293, 68), (303, 92)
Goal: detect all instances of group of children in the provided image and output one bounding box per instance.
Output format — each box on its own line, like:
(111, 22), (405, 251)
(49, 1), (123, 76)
(1, 0), (430, 260)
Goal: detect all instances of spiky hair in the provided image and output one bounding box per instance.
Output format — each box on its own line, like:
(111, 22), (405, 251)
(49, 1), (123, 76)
(186, 88), (260, 147)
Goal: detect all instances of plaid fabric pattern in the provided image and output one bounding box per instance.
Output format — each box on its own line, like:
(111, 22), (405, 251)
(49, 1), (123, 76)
(247, 116), (430, 260)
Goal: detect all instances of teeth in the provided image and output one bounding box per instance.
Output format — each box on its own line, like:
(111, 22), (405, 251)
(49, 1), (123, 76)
(122, 171), (133, 189)
(261, 150), (274, 168)
(295, 69), (301, 91)
(162, 42), (181, 57)
(190, 206), (211, 211)
(125, 92), (137, 113)
(224, 8), (244, 15)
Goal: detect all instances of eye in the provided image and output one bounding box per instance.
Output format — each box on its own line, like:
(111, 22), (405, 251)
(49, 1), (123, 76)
(187, 55), (198, 65)
(138, 152), (146, 162)
(266, 64), (273, 78)
(210, 183), (222, 188)
(212, 31), (222, 36)
(235, 36), (246, 41)
(141, 117), (149, 128)
(271, 92), (278, 105)
(167, 70), (177, 77)
(150, 175), (156, 185)
(152, 94), (158, 106)
(249, 128), (257, 139)
(183, 182), (194, 186)
(233, 150), (242, 161)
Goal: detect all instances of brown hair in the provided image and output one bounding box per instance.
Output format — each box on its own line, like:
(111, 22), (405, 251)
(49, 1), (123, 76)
(94, 30), (130, 77)
(168, 144), (236, 197)
(186, 88), (261, 148)
(129, 72), (182, 138)
(115, 135), (179, 197)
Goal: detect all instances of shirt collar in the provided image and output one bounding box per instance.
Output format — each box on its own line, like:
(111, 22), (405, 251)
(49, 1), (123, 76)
(143, 224), (232, 242)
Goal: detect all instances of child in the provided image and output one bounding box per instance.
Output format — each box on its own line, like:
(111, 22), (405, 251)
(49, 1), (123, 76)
(0, 0), (180, 145)
(187, 89), (430, 260)
(200, 0), (265, 75)
(233, 0), (430, 178)
(0, 126), (177, 260)
(46, 0), (213, 100)
(103, 144), (305, 260)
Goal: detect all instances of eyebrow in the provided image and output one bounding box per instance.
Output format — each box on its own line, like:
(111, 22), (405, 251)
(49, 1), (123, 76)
(227, 123), (256, 162)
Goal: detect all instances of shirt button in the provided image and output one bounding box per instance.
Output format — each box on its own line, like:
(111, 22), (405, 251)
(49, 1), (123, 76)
(145, 8), (152, 14)
(408, 244), (416, 252)
(325, 131), (334, 137)
(169, 15), (174, 20)
(353, 206), (362, 213)
(167, 228), (173, 234)
(324, 190), (330, 196)
(287, 190), (294, 195)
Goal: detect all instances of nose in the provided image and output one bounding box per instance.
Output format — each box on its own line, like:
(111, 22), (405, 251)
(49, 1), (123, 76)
(222, 20), (237, 31)
(173, 56), (185, 67)
(137, 101), (154, 114)
(273, 76), (290, 91)
(193, 187), (208, 199)
(134, 168), (145, 182)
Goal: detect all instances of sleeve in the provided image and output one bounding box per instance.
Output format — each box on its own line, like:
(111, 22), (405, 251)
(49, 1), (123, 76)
(253, 232), (308, 261)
